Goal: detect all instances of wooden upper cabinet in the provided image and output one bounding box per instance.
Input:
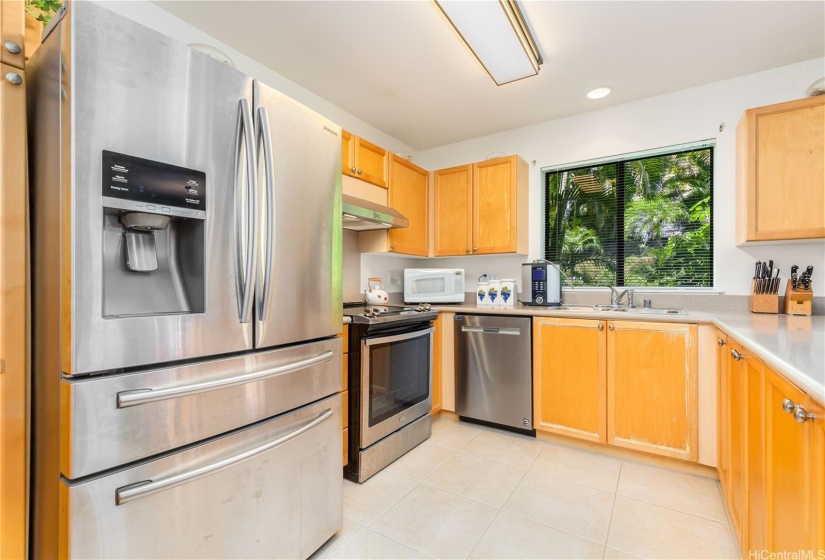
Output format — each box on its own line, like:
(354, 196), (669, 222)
(736, 97), (825, 243)
(434, 164), (473, 256)
(533, 317), (606, 443)
(473, 156), (528, 254)
(0, 0), (26, 70)
(763, 367), (821, 553)
(341, 130), (388, 189)
(606, 320), (698, 461)
(388, 155), (428, 256)
(434, 155), (528, 256)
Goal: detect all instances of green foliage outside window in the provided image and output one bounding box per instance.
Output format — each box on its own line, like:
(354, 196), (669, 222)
(544, 147), (713, 288)
(25, 0), (62, 25)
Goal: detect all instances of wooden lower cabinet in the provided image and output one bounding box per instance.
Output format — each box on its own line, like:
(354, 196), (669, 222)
(342, 428), (349, 467)
(533, 317), (606, 443)
(764, 367), (821, 553)
(718, 331), (824, 556)
(607, 321), (698, 461)
(431, 314), (442, 414)
(532, 318), (696, 461)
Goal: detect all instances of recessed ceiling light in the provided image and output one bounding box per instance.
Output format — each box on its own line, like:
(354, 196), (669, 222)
(587, 87), (612, 99)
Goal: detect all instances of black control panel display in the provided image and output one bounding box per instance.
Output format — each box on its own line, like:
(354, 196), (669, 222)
(102, 150), (206, 211)
(532, 268), (546, 281)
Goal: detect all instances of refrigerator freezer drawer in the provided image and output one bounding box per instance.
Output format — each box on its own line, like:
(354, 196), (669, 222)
(61, 337), (342, 479)
(61, 394), (342, 559)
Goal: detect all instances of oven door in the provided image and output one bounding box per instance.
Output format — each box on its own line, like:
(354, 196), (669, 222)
(360, 327), (433, 448)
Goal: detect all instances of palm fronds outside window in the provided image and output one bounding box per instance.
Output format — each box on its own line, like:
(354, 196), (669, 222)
(544, 147), (713, 288)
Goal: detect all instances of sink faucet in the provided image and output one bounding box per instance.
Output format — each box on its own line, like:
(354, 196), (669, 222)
(604, 286), (634, 307)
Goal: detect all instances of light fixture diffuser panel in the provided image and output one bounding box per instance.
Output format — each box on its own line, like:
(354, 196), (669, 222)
(436, 0), (540, 85)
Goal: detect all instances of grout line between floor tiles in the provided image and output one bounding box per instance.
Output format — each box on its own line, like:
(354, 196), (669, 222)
(602, 461), (623, 558)
(355, 528), (435, 560)
(499, 508), (610, 549)
(617, 494), (733, 527)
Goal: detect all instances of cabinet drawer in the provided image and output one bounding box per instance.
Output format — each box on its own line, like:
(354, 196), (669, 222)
(62, 337), (342, 478)
(62, 394), (342, 559)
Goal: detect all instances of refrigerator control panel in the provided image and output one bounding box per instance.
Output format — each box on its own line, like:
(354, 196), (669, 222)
(101, 150), (206, 218)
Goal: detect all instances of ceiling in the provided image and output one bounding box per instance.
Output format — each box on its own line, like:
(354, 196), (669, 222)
(154, 1), (824, 151)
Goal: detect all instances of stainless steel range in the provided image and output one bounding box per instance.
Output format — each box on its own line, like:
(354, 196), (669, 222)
(343, 304), (437, 482)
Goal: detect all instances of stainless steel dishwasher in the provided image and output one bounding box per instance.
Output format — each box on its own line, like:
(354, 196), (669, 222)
(455, 314), (534, 434)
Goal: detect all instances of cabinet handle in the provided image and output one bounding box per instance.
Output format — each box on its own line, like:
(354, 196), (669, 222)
(608, 324), (614, 331)
(717, 338), (726, 346)
(782, 398), (796, 414)
(730, 349), (744, 361)
(794, 406), (815, 424)
(598, 323), (604, 331)
(466, 248), (470, 253)
(357, 168), (362, 175)
(5, 72), (22, 85)
(350, 166), (357, 173)
(4, 41), (22, 55)
(390, 244), (395, 250)
(473, 247), (478, 252)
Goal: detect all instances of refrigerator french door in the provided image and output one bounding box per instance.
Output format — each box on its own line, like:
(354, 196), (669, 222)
(28, 2), (343, 558)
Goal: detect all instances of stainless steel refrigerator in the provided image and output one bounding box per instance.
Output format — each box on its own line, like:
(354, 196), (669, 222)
(27, 3), (344, 558)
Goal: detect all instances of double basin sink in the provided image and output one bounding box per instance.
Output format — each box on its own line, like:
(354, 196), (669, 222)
(550, 305), (688, 316)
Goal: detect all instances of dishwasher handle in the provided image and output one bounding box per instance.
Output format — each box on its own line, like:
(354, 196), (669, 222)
(460, 326), (522, 336)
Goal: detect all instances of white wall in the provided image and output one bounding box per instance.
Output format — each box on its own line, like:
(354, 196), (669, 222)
(92, 0), (416, 157)
(416, 58), (825, 296)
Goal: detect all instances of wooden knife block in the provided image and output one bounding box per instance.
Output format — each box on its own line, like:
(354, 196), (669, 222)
(784, 280), (813, 316)
(750, 279), (778, 314)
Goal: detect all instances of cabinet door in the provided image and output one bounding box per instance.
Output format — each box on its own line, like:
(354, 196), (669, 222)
(533, 317), (606, 443)
(354, 136), (388, 188)
(738, 97), (825, 242)
(716, 332), (730, 499)
(764, 367), (816, 553)
(434, 165), (472, 256)
(431, 314), (443, 414)
(725, 341), (747, 542)
(607, 321), (698, 461)
(744, 353), (766, 553)
(473, 156), (517, 254)
(807, 398), (825, 554)
(388, 155), (428, 256)
(341, 130), (355, 178)
(0, 61), (28, 560)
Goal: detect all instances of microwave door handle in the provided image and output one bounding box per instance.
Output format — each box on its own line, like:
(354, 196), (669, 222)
(235, 99), (257, 324)
(255, 106), (275, 318)
(115, 408), (334, 505)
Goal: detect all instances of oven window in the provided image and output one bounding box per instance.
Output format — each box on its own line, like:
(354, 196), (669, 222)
(412, 277), (445, 294)
(367, 333), (431, 426)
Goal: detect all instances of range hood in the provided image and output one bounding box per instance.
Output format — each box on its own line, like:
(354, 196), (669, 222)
(342, 194), (409, 231)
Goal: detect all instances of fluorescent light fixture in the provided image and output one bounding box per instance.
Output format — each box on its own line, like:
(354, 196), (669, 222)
(435, 0), (542, 86)
(587, 87), (612, 99)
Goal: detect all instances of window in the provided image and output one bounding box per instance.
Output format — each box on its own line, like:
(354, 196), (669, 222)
(543, 146), (713, 288)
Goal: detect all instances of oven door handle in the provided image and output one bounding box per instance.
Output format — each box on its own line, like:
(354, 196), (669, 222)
(114, 408), (334, 505)
(460, 326), (521, 336)
(117, 351), (334, 408)
(363, 327), (434, 346)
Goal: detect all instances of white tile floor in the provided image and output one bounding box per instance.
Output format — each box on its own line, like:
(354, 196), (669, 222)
(312, 416), (740, 560)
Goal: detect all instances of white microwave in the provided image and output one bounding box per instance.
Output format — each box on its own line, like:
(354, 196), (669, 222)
(404, 268), (465, 303)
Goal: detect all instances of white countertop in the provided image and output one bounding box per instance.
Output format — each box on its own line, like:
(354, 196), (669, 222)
(430, 303), (825, 407)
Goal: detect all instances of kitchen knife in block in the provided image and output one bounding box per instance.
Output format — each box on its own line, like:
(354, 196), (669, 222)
(750, 279), (778, 313)
(784, 279), (813, 316)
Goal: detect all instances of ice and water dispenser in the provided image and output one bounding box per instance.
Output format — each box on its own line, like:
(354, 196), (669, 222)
(101, 150), (206, 317)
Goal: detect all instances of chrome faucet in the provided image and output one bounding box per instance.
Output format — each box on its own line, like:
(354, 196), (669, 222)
(604, 286), (635, 307)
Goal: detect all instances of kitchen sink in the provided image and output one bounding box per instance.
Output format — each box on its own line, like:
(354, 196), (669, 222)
(595, 305), (687, 315)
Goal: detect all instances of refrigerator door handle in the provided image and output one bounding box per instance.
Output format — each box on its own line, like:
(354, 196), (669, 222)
(116, 350), (334, 408)
(114, 407), (335, 505)
(256, 106), (275, 318)
(235, 98), (258, 323)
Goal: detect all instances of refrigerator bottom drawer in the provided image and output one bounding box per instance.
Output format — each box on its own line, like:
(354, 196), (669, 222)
(60, 394), (342, 559)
